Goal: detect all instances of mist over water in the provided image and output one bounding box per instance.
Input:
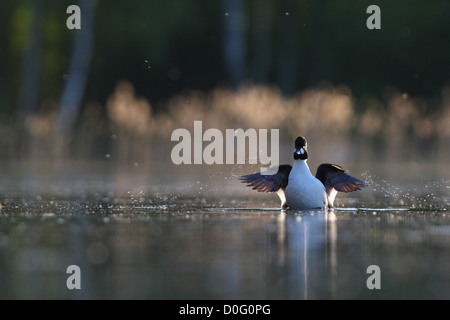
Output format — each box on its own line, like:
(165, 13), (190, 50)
(0, 158), (448, 299)
(2, 43), (450, 299)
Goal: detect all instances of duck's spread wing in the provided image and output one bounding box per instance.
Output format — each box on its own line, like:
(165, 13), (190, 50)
(315, 163), (367, 194)
(238, 165), (292, 193)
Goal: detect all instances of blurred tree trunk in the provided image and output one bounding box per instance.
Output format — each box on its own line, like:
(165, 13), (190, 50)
(17, 0), (43, 116)
(54, 0), (97, 157)
(251, 0), (271, 85)
(16, 0), (44, 159)
(276, 0), (298, 96)
(223, 0), (246, 88)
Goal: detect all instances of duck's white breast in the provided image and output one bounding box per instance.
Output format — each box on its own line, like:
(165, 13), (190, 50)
(285, 160), (327, 209)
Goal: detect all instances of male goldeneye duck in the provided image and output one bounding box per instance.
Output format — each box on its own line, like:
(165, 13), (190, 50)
(238, 136), (367, 210)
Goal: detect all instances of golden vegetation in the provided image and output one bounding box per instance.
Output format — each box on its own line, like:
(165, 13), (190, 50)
(3, 82), (450, 167)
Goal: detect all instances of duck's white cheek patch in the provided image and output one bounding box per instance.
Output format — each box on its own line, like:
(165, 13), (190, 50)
(300, 148), (305, 155)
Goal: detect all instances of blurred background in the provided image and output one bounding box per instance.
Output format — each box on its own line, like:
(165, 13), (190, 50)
(0, 0), (449, 186)
(1, 0), (450, 301)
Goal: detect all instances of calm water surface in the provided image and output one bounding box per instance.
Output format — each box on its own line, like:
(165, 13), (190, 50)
(0, 163), (449, 299)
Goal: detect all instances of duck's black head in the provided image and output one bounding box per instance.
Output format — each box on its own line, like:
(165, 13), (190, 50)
(293, 136), (308, 160)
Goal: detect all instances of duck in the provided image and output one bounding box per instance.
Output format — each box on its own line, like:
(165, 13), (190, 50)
(238, 136), (367, 210)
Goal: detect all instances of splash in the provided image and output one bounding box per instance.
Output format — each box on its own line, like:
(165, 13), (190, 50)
(361, 171), (450, 210)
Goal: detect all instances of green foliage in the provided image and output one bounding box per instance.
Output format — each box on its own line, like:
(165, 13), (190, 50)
(1, 0), (450, 114)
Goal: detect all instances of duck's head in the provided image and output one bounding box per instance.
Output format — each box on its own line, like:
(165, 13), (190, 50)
(293, 136), (308, 160)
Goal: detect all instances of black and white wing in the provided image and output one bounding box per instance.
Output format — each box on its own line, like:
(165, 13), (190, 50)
(238, 165), (292, 193)
(238, 165), (292, 207)
(315, 163), (367, 207)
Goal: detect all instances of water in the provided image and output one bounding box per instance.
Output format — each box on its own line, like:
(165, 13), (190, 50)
(0, 162), (449, 299)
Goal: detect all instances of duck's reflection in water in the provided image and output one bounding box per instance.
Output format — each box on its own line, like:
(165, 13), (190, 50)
(276, 209), (338, 299)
